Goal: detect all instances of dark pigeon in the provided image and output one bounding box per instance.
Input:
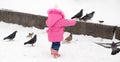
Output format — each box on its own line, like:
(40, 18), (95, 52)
(4, 31), (17, 40)
(71, 9), (83, 19)
(24, 34), (37, 46)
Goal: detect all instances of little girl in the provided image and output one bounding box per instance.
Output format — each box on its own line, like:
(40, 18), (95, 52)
(46, 8), (76, 58)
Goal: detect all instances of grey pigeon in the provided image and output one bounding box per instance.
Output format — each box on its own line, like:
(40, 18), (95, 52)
(95, 42), (120, 55)
(80, 11), (95, 22)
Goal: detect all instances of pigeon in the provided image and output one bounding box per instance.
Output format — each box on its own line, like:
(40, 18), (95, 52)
(24, 34), (37, 46)
(95, 41), (120, 55)
(80, 11), (95, 22)
(71, 9), (83, 19)
(63, 33), (72, 44)
(99, 20), (104, 23)
(3, 31), (17, 40)
(27, 32), (34, 38)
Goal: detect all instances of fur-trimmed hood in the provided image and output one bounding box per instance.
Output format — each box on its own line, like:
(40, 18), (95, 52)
(46, 8), (65, 27)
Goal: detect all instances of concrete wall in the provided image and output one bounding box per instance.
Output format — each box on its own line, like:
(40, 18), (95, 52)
(65, 22), (116, 39)
(0, 9), (120, 40)
(0, 10), (47, 29)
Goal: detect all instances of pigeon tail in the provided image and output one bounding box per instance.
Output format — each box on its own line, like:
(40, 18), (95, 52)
(111, 48), (120, 55)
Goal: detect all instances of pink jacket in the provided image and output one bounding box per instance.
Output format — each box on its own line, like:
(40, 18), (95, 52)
(46, 8), (76, 42)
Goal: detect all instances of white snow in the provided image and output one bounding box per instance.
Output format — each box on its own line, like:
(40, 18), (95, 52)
(0, 0), (120, 62)
(0, 21), (120, 62)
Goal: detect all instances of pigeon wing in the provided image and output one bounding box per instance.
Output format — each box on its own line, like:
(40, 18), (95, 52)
(95, 42), (111, 48)
(116, 42), (120, 46)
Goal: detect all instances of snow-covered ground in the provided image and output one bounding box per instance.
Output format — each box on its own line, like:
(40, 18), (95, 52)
(0, 0), (120, 62)
(0, 21), (120, 62)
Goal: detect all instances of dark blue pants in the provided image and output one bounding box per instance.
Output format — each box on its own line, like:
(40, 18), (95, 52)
(51, 42), (60, 51)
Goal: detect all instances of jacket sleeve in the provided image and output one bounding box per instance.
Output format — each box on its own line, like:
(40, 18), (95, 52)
(59, 19), (77, 27)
